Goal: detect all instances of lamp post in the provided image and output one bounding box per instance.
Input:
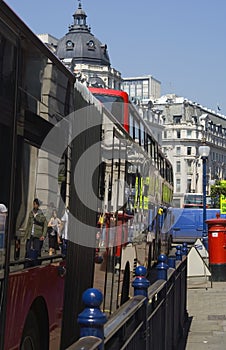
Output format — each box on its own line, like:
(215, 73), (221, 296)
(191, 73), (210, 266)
(198, 143), (210, 249)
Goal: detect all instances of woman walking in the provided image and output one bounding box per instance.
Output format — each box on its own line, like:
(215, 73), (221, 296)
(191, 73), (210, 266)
(48, 209), (61, 255)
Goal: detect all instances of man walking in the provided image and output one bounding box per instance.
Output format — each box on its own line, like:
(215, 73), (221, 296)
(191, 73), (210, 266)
(24, 198), (47, 266)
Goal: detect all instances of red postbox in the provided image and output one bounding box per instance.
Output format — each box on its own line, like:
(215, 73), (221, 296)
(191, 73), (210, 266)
(206, 213), (226, 281)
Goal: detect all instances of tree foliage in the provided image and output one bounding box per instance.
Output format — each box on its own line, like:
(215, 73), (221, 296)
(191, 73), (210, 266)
(210, 180), (226, 208)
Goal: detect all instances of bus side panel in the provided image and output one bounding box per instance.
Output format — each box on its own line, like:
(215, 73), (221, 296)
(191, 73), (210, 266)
(5, 263), (65, 350)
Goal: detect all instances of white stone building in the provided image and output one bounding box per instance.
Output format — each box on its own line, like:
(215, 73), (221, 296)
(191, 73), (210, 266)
(154, 94), (226, 207)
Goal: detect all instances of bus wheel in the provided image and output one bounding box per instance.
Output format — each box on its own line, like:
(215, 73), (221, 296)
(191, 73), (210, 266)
(20, 310), (40, 350)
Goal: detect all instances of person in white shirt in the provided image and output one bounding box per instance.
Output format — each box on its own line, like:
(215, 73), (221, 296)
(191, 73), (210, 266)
(61, 208), (68, 240)
(0, 204), (7, 254)
(60, 207), (69, 255)
(47, 209), (61, 255)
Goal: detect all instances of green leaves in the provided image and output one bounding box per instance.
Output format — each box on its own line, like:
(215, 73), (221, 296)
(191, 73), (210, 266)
(210, 180), (226, 208)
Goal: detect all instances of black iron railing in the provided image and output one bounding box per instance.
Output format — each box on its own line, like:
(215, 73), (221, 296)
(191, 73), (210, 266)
(66, 252), (187, 350)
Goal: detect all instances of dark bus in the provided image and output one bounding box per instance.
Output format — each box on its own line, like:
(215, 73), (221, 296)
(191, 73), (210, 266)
(0, 2), (174, 349)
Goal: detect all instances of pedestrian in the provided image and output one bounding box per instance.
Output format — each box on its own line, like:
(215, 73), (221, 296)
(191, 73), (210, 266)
(24, 198), (47, 267)
(42, 202), (56, 253)
(0, 203), (7, 214)
(60, 207), (69, 255)
(48, 209), (61, 255)
(109, 213), (116, 247)
(99, 213), (107, 247)
(0, 204), (7, 254)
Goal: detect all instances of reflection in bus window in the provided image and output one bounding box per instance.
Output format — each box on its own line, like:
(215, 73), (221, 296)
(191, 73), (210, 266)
(0, 206), (7, 271)
(12, 142), (68, 267)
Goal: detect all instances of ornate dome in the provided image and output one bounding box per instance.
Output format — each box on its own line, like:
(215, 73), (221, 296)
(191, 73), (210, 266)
(56, 2), (110, 67)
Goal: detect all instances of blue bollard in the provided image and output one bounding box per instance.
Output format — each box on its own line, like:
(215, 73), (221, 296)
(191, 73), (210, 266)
(78, 288), (107, 349)
(132, 266), (150, 298)
(175, 245), (182, 261)
(156, 254), (169, 280)
(168, 256), (176, 268)
(182, 242), (188, 256)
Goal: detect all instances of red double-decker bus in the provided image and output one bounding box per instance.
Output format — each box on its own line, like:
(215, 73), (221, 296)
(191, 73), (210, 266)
(89, 86), (174, 209)
(0, 3), (97, 349)
(183, 193), (211, 208)
(88, 86), (174, 282)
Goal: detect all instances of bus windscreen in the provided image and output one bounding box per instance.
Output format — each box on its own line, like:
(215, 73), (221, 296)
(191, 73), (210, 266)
(93, 93), (124, 124)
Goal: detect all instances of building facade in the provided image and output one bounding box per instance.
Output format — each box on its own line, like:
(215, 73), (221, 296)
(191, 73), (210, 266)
(121, 75), (161, 103)
(154, 94), (226, 207)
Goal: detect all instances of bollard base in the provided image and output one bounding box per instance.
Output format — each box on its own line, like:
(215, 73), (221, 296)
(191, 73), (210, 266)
(209, 263), (226, 281)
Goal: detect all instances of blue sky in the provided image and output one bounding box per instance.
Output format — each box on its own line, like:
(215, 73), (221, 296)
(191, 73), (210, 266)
(5, 0), (226, 115)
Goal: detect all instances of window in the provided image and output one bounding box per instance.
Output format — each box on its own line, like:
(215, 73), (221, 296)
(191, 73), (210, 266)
(193, 116), (197, 124)
(177, 130), (181, 138)
(187, 179), (192, 193)
(144, 132), (148, 152)
(187, 147), (192, 155)
(172, 198), (181, 208)
(176, 161), (181, 173)
(187, 160), (192, 173)
(134, 120), (139, 143)
(140, 122), (144, 146)
(87, 40), (95, 50)
(187, 130), (192, 138)
(129, 114), (134, 138)
(136, 89), (142, 99)
(94, 94), (124, 125)
(176, 147), (181, 156)
(176, 179), (181, 193)
(66, 40), (74, 50)
(0, 33), (15, 271)
(173, 116), (182, 124)
(164, 131), (167, 139)
(160, 156), (165, 178)
(147, 135), (151, 157)
(130, 86), (135, 96)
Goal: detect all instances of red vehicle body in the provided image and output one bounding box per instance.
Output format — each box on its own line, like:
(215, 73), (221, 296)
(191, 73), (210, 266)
(5, 263), (65, 350)
(88, 87), (129, 132)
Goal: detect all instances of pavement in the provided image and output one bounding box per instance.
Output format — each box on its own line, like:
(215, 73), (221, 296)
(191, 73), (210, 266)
(184, 278), (226, 350)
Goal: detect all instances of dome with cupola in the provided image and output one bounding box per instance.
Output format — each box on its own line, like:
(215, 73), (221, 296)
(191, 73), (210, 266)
(56, 2), (111, 67)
